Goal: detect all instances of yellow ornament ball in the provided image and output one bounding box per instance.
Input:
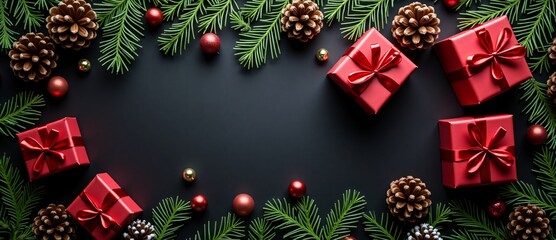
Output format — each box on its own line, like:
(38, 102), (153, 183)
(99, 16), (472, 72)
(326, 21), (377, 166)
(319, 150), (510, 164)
(182, 168), (196, 182)
(316, 48), (329, 62)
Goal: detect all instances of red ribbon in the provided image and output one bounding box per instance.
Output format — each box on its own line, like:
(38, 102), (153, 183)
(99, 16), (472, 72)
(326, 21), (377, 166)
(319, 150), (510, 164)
(20, 127), (83, 173)
(76, 188), (127, 231)
(346, 44), (402, 95)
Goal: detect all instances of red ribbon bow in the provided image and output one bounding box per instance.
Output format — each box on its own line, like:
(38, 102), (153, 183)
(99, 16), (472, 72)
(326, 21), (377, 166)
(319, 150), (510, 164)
(346, 44), (402, 95)
(464, 123), (515, 174)
(466, 28), (526, 84)
(20, 128), (69, 173)
(76, 189), (127, 230)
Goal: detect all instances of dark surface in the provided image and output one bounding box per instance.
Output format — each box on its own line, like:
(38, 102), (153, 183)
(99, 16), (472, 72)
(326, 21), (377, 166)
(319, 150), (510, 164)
(0, 0), (542, 238)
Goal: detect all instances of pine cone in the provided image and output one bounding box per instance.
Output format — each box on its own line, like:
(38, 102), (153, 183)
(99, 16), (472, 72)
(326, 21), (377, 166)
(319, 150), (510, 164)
(280, 0), (323, 42)
(548, 38), (556, 65)
(406, 223), (443, 240)
(391, 2), (440, 50)
(508, 205), (551, 240)
(547, 72), (556, 104)
(46, 0), (98, 50)
(8, 33), (58, 82)
(386, 176), (432, 222)
(123, 219), (156, 240)
(32, 204), (76, 240)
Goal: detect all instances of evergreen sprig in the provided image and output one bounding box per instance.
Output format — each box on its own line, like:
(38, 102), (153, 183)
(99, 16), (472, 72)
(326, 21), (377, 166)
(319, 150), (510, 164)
(230, 11), (251, 32)
(199, 0), (237, 33)
(34, 0), (58, 11)
(0, 0), (16, 52)
(455, 0), (481, 11)
(519, 78), (556, 149)
(362, 212), (402, 240)
(241, 0), (274, 21)
(324, 0), (359, 25)
(446, 229), (493, 240)
(529, 49), (551, 74)
(429, 202), (453, 228)
(449, 199), (509, 240)
(162, 0), (190, 21)
(0, 91), (45, 138)
(531, 147), (556, 199)
(0, 154), (45, 240)
(248, 218), (275, 240)
(191, 212), (245, 240)
(96, 0), (146, 74)
(500, 181), (556, 221)
(7, 0), (43, 31)
(321, 189), (366, 240)
(152, 196), (192, 240)
(512, 0), (555, 55)
(457, 0), (524, 30)
(158, 0), (206, 55)
(340, 0), (394, 41)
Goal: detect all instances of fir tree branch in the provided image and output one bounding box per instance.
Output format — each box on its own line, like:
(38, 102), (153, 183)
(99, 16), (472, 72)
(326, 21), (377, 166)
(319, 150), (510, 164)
(241, 0), (274, 21)
(230, 10), (251, 32)
(529, 50), (551, 74)
(457, 0), (525, 30)
(449, 199), (510, 240)
(198, 0), (236, 33)
(234, 0), (287, 69)
(248, 218), (276, 240)
(151, 0), (168, 7)
(500, 181), (556, 221)
(152, 196), (192, 240)
(324, 0), (359, 25)
(263, 198), (321, 240)
(7, 0), (43, 31)
(34, 0), (58, 11)
(519, 78), (556, 149)
(340, 0), (394, 41)
(513, 0), (556, 55)
(191, 213), (245, 240)
(158, 0), (205, 55)
(428, 202), (453, 228)
(362, 212), (402, 240)
(446, 229), (493, 240)
(0, 0), (16, 51)
(321, 190), (366, 240)
(532, 147), (556, 199)
(0, 91), (45, 138)
(96, 0), (146, 74)
(455, 0), (481, 11)
(162, 0), (191, 21)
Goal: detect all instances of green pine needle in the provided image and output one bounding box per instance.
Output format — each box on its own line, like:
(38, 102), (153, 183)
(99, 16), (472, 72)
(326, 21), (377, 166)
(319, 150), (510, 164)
(248, 218), (276, 240)
(234, 0), (287, 69)
(158, 0), (205, 55)
(428, 202), (453, 228)
(152, 196), (192, 240)
(529, 50), (551, 74)
(191, 212), (245, 240)
(324, 0), (359, 26)
(457, 0), (525, 30)
(198, 0), (236, 33)
(241, 0), (275, 21)
(0, 153), (45, 240)
(321, 190), (366, 240)
(362, 212), (402, 240)
(519, 78), (556, 149)
(532, 147), (556, 199)
(340, 0), (394, 41)
(230, 10), (251, 32)
(446, 229), (493, 240)
(500, 181), (556, 221)
(263, 197), (321, 240)
(449, 199), (509, 240)
(151, 0), (168, 7)
(0, 91), (45, 138)
(96, 0), (146, 74)
(455, 0), (481, 11)
(34, 0), (58, 11)
(162, 0), (191, 21)
(513, 0), (555, 55)
(7, 0), (43, 31)
(0, 0), (16, 51)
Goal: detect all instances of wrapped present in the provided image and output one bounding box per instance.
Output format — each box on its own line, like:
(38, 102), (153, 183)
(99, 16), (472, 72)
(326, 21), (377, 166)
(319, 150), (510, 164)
(16, 117), (90, 182)
(67, 173), (142, 240)
(327, 28), (417, 114)
(435, 16), (531, 106)
(438, 114), (517, 188)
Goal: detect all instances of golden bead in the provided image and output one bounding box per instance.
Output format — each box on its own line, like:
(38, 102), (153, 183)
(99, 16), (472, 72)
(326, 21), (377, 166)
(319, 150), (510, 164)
(316, 48), (329, 62)
(78, 59), (92, 72)
(182, 168), (196, 182)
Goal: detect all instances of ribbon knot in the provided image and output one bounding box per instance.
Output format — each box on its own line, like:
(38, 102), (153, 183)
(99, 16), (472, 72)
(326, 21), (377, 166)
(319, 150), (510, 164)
(76, 189), (127, 230)
(346, 44), (402, 95)
(464, 123), (515, 174)
(20, 128), (67, 173)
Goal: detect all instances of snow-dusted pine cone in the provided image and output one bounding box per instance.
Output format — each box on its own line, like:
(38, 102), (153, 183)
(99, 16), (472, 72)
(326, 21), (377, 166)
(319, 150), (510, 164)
(508, 205), (551, 240)
(280, 0), (323, 42)
(386, 176), (432, 222)
(391, 2), (440, 50)
(32, 204), (76, 240)
(123, 219), (156, 240)
(406, 223), (443, 240)
(46, 0), (98, 50)
(8, 32), (58, 82)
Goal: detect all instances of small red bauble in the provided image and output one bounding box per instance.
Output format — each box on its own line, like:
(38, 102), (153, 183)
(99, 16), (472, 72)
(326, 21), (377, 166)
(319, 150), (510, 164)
(145, 7), (164, 26)
(288, 180), (306, 199)
(200, 33), (220, 55)
(191, 194), (208, 212)
(232, 193), (255, 217)
(47, 76), (69, 97)
(527, 124), (548, 145)
(442, 0), (460, 8)
(342, 237), (357, 240)
(487, 200), (506, 218)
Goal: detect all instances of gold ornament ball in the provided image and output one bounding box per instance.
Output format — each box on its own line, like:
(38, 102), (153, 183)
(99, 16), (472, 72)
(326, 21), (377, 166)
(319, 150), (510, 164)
(316, 48), (329, 62)
(78, 59), (92, 72)
(182, 168), (196, 182)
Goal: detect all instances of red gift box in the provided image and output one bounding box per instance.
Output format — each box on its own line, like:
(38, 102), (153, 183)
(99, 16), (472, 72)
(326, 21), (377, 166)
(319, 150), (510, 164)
(438, 114), (517, 188)
(327, 28), (417, 114)
(67, 173), (142, 240)
(435, 16), (531, 106)
(16, 117), (90, 182)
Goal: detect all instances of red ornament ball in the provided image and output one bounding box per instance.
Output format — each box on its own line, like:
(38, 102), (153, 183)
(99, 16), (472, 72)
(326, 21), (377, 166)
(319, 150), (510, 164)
(145, 7), (164, 26)
(232, 193), (255, 217)
(487, 200), (506, 218)
(200, 33), (221, 55)
(47, 76), (69, 98)
(191, 194), (208, 212)
(527, 124), (548, 145)
(288, 180), (306, 199)
(342, 236), (357, 240)
(442, 0), (460, 8)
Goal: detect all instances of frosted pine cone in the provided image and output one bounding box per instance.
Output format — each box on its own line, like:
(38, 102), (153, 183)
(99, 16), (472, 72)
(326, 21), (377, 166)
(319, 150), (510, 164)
(406, 223), (443, 240)
(123, 219), (156, 240)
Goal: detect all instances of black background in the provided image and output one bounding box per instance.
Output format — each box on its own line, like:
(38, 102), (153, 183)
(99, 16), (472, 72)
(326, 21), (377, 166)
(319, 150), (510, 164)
(0, 0), (544, 238)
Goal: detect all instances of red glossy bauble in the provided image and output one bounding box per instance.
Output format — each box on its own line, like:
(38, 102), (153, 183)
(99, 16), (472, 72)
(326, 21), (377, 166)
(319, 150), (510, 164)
(487, 200), (506, 218)
(342, 237), (357, 240)
(442, 0), (460, 8)
(47, 76), (69, 97)
(145, 7), (164, 26)
(200, 33), (221, 55)
(527, 124), (548, 145)
(232, 193), (255, 217)
(191, 194), (208, 212)
(288, 180), (306, 199)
